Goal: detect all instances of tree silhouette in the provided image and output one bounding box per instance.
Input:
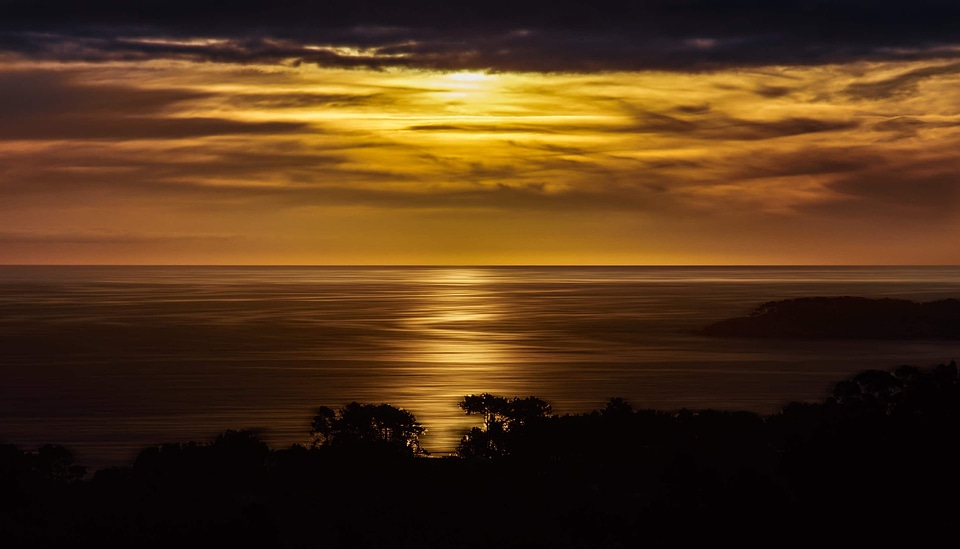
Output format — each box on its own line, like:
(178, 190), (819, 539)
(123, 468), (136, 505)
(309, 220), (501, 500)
(602, 397), (634, 417)
(310, 402), (426, 456)
(456, 394), (551, 458)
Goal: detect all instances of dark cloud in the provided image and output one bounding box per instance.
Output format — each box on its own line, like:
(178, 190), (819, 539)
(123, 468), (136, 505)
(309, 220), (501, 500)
(637, 158), (705, 171)
(2, 173), (660, 213)
(0, 136), (665, 213)
(405, 112), (858, 141)
(826, 154), (960, 212)
(753, 85), (793, 98)
(845, 62), (960, 99)
(674, 103), (712, 115)
(2, 1), (958, 39)
(628, 112), (859, 141)
(0, 70), (311, 140)
(688, 139), (960, 219)
(723, 147), (886, 181)
(873, 117), (930, 134)
(405, 123), (561, 134)
(627, 112), (698, 133)
(226, 92), (388, 109)
(505, 142), (600, 158)
(2, 1), (960, 71)
(0, 116), (309, 141)
(0, 143), (399, 204)
(872, 115), (960, 139)
(0, 70), (210, 116)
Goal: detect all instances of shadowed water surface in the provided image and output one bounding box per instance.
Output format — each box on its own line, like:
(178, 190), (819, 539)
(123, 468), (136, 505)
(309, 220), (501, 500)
(1, 266), (958, 468)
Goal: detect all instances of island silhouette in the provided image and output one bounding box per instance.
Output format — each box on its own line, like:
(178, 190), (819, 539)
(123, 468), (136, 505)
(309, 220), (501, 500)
(702, 296), (960, 339)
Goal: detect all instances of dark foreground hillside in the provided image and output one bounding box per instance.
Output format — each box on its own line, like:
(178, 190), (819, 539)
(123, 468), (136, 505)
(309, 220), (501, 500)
(3, 361), (959, 547)
(702, 296), (960, 339)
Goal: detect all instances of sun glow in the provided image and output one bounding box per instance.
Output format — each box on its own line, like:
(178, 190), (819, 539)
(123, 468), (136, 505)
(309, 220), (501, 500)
(3, 57), (960, 265)
(448, 71), (490, 82)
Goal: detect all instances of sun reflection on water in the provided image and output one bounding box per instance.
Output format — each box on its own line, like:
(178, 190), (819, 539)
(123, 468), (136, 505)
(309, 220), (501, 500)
(388, 268), (525, 453)
(401, 268), (507, 363)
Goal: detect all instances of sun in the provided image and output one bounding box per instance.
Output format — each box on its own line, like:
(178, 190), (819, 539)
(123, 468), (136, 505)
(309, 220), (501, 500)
(447, 71), (490, 82)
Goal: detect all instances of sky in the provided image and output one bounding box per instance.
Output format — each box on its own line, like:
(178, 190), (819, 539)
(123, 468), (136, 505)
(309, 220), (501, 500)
(2, 1), (960, 265)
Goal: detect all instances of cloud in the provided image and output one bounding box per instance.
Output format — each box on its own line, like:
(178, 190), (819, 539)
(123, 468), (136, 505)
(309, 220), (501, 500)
(226, 92), (388, 109)
(0, 69), (311, 140)
(0, 69), (211, 115)
(845, 62), (960, 99)
(405, 111), (858, 142)
(674, 103), (712, 115)
(627, 112), (859, 141)
(404, 123), (562, 134)
(3, 1), (960, 71)
(825, 153), (960, 212)
(723, 147), (885, 181)
(0, 116), (310, 140)
(871, 115), (960, 139)
(3, 46), (960, 264)
(0, 133), (666, 214)
(753, 85), (793, 98)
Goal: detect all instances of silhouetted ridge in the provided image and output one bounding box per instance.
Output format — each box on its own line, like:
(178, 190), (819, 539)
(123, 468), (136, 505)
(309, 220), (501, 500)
(702, 296), (960, 339)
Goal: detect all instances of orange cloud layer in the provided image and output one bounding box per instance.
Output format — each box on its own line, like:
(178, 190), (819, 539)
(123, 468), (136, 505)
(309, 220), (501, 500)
(2, 58), (959, 264)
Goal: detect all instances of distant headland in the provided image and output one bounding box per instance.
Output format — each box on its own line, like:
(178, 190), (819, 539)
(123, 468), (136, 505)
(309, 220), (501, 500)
(702, 296), (960, 339)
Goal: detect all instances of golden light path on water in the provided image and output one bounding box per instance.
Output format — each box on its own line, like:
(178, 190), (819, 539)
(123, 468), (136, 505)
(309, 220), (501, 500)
(387, 268), (523, 454)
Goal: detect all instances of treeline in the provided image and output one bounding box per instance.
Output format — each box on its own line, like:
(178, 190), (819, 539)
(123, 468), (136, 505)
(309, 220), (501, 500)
(3, 361), (959, 546)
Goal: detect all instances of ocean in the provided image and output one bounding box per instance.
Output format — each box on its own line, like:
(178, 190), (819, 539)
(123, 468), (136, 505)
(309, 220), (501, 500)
(1, 265), (958, 469)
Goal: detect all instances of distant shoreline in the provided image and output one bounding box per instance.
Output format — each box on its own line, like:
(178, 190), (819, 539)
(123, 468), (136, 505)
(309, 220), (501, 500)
(702, 296), (960, 340)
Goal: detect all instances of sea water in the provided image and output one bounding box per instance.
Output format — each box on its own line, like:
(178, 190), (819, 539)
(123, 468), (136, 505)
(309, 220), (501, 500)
(1, 266), (958, 469)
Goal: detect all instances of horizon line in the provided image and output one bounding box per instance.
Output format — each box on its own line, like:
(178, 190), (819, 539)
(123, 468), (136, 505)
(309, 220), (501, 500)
(2, 264), (959, 268)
